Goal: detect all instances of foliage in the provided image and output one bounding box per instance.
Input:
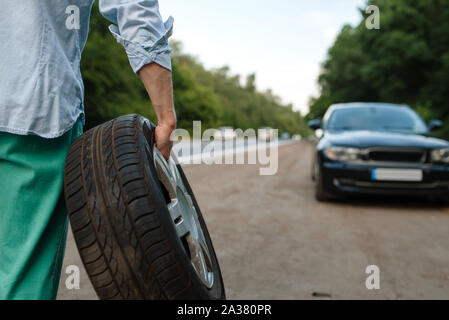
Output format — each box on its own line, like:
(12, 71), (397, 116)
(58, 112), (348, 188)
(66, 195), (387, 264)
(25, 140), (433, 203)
(308, 0), (449, 137)
(81, 3), (309, 137)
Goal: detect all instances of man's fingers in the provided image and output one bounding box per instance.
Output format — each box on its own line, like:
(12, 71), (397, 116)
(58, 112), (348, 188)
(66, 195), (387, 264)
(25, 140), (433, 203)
(155, 141), (171, 161)
(155, 125), (174, 161)
(158, 144), (172, 161)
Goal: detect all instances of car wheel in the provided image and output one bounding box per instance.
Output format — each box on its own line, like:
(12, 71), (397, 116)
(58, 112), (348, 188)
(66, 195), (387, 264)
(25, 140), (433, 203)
(64, 114), (225, 300)
(314, 163), (331, 202)
(311, 159), (316, 181)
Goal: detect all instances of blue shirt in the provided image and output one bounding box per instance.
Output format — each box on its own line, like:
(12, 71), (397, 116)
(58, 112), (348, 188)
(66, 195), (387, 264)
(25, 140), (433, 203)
(0, 0), (173, 138)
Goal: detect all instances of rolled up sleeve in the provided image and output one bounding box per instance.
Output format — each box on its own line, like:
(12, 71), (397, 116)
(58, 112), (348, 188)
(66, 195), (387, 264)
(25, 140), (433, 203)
(99, 0), (173, 73)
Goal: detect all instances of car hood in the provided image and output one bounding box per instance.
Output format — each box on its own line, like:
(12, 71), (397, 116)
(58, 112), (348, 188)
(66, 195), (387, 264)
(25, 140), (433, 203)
(324, 130), (449, 149)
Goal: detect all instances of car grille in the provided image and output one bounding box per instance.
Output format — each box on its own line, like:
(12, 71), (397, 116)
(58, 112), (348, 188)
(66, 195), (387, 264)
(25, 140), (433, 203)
(368, 150), (426, 163)
(336, 178), (449, 190)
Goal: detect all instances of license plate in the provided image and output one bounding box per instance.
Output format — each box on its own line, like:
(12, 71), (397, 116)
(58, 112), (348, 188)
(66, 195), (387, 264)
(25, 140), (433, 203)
(371, 168), (423, 182)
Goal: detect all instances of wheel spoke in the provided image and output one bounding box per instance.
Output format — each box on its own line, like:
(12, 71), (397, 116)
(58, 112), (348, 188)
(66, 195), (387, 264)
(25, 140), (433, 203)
(169, 158), (187, 192)
(153, 147), (177, 197)
(167, 200), (190, 237)
(198, 235), (212, 266)
(192, 243), (209, 285)
(167, 199), (182, 220)
(191, 206), (209, 260)
(185, 194), (194, 207)
(175, 218), (189, 238)
(197, 248), (209, 283)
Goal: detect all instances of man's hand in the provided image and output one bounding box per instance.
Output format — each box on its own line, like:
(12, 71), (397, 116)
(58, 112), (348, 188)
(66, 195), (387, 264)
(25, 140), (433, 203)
(155, 122), (175, 161)
(138, 63), (176, 160)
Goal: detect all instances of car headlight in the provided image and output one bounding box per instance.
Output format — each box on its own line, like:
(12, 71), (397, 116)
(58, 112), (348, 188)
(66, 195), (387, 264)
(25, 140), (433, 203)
(431, 148), (449, 163)
(324, 146), (363, 161)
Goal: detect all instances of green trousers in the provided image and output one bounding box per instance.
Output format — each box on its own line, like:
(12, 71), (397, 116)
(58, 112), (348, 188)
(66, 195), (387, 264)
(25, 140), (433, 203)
(0, 119), (83, 300)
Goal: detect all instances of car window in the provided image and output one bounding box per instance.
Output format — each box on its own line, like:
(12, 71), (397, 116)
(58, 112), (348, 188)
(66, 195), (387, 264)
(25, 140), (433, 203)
(326, 106), (428, 133)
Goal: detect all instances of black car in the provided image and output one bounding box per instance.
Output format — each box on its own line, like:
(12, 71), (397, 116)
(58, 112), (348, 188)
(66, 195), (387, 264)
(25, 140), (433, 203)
(308, 102), (449, 202)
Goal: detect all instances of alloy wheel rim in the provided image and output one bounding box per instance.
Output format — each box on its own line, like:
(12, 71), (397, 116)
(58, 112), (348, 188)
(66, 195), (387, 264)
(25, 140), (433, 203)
(152, 147), (214, 289)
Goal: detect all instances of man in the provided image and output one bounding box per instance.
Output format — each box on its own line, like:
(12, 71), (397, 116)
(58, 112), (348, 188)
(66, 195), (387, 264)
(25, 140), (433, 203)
(0, 0), (176, 299)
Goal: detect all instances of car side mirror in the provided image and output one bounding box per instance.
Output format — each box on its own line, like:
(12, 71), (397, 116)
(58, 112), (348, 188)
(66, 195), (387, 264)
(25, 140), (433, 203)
(308, 119), (322, 130)
(429, 119), (443, 132)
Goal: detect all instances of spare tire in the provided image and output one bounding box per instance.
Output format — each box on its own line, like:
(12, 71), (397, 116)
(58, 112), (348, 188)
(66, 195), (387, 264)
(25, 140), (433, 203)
(63, 114), (225, 300)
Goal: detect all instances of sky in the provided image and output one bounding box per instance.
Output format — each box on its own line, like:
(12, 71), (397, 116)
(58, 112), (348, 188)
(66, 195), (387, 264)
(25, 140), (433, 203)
(159, 0), (366, 114)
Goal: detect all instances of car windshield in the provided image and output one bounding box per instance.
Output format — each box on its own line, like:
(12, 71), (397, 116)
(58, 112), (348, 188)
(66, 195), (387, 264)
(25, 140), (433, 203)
(326, 106), (428, 133)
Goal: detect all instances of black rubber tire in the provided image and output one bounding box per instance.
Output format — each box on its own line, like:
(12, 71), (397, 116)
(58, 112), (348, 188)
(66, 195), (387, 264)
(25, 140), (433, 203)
(63, 114), (225, 300)
(311, 160), (316, 181)
(314, 163), (331, 202)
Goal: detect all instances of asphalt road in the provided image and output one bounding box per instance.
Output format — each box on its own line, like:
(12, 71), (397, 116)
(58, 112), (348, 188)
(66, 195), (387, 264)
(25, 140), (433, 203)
(58, 142), (449, 299)
(173, 138), (296, 164)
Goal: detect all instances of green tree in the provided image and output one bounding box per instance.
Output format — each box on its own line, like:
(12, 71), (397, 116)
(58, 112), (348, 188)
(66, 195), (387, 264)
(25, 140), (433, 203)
(308, 0), (449, 138)
(81, 4), (309, 137)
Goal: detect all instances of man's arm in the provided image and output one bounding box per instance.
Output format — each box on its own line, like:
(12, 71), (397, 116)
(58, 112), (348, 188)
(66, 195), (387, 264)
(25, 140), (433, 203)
(139, 63), (176, 160)
(98, 0), (176, 159)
